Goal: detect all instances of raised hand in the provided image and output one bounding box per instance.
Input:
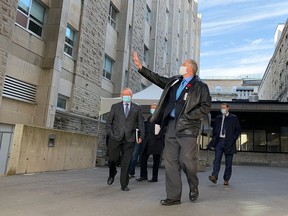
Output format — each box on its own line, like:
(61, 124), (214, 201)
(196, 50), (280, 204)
(133, 52), (142, 70)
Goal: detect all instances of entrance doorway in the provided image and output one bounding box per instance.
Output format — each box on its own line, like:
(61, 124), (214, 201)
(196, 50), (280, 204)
(0, 124), (14, 175)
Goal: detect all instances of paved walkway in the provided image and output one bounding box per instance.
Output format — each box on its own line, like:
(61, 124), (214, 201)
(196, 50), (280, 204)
(0, 165), (288, 216)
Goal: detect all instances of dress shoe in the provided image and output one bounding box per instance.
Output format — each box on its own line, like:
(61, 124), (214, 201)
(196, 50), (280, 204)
(136, 177), (148, 182)
(121, 186), (129, 191)
(107, 171), (117, 185)
(224, 180), (229, 186)
(189, 188), (199, 202)
(148, 179), (158, 182)
(160, 199), (181, 206)
(209, 175), (217, 184)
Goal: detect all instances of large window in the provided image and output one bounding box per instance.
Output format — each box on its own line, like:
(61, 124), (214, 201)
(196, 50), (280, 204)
(108, 3), (117, 29)
(16, 0), (45, 37)
(103, 56), (113, 80)
(64, 26), (75, 57)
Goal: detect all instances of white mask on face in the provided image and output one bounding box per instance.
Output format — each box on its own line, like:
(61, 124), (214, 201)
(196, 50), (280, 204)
(179, 66), (187, 76)
(150, 109), (155, 114)
(221, 109), (227, 115)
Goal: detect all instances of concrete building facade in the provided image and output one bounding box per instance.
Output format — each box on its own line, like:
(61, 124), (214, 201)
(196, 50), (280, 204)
(0, 0), (201, 161)
(204, 79), (261, 101)
(258, 20), (288, 102)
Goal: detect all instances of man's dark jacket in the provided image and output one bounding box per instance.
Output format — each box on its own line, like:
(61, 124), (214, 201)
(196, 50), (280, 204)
(106, 102), (144, 142)
(139, 67), (211, 137)
(210, 113), (241, 154)
(142, 116), (164, 155)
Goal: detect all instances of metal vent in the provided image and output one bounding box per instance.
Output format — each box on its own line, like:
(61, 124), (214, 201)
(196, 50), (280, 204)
(3, 76), (36, 103)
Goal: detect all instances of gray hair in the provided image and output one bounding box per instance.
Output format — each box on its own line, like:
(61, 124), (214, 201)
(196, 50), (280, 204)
(185, 59), (198, 75)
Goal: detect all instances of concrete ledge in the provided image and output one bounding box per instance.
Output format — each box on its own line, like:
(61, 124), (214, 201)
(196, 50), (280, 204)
(7, 124), (98, 175)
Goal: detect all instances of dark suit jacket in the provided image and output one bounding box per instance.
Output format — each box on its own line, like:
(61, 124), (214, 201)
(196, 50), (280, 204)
(106, 102), (145, 143)
(210, 113), (241, 154)
(142, 116), (164, 155)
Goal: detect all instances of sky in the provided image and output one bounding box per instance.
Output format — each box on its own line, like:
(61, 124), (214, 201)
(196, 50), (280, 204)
(198, 0), (288, 79)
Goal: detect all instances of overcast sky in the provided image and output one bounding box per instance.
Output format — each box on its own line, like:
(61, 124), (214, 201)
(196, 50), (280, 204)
(198, 0), (288, 79)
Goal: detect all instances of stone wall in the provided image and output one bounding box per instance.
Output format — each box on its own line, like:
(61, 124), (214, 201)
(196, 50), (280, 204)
(72, 0), (109, 118)
(129, 0), (146, 93)
(259, 20), (288, 102)
(0, 0), (18, 105)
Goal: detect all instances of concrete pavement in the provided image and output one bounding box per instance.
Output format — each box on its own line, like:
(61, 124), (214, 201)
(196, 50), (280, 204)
(0, 165), (288, 216)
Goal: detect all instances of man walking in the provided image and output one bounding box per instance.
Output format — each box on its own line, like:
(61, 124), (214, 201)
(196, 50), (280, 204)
(136, 103), (164, 183)
(133, 52), (211, 205)
(208, 103), (241, 186)
(106, 88), (145, 191)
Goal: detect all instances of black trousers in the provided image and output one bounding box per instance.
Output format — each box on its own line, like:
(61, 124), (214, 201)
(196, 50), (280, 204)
(140, 150), (161, 180)
(108, 137), (135, 187)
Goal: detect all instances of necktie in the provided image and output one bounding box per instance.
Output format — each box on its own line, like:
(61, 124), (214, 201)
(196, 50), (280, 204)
(125, 103), (129, 117)
(176, 80), (187, 99)
(220, 115), (225, 136)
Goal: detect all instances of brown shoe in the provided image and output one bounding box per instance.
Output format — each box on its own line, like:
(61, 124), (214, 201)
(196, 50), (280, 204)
(209, 175), (217, 184)
(224, 180), (229, 186)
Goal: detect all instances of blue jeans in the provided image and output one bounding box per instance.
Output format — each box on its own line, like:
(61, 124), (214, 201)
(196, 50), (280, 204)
(212, 138), (233, 181)
(129, 143), (142, 175)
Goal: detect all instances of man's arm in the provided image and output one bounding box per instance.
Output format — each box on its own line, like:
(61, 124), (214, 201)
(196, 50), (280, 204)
(106, 104), (115, 136)
(133, 52), (171, 89)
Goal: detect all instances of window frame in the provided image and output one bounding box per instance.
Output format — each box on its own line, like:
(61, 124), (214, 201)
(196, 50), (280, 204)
(16, 0), (45, 38)
(64, 25), (76, 57)
(108, 3), (117, 29)
(103, 55), (113, 81)
(56, 94), (68, 111)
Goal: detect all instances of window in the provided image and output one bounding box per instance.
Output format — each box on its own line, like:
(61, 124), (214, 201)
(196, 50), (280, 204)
(267, 131), (280, 152)
(16, 0), (45, 37)
(146, 5), (151, 25)
(254, 130), (266, 152)
(144, 46), (149, 63)
(239, 130), (253, 151)
(232, 86), (237, 93)
(64, 26), (75, 57)
(108, 3), (117, 29)
(103, 56), (113, 80)
(281, 127), (288, 153)
(215, 86), (222, 93)
(57, 94), (68, 110)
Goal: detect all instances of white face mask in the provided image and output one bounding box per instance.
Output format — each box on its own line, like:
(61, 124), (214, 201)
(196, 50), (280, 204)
(150, 109), (155, 114)
(221, 109), (227, 115)
(179, 66), (187, 76)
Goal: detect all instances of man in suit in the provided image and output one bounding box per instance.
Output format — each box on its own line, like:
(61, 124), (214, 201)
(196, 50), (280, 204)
(106, 88), (145, 191)
(208, 103), (241, 186)
(136, 103), (164, 183)
(133, 52), (211, 206)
